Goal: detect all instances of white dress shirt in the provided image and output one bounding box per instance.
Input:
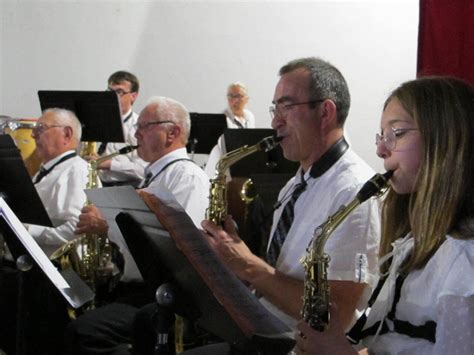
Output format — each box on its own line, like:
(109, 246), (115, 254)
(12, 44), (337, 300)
(28, 151), (89, 257)
(99, 110), (147, 184)
(260, 148), (381, 329)
(108, 147), (210, 282)
(224, 107), (256, 129)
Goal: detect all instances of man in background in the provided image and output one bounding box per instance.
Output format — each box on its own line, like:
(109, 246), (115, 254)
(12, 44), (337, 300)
(92, 70), (146, 187)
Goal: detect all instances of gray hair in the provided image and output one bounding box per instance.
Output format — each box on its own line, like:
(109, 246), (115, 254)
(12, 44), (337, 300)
(279, 57), (351, 126)
(227, 82), (248, 96)
(42, 108), (82, 142)
(145, 96), (190, 144)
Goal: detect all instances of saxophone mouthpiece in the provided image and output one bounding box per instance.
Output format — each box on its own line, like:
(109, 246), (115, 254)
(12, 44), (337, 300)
(274, 135), (284, 143)
(118, 145), (138, 155)
(260, 135), (283, 152)
(356, 170), (393, 202)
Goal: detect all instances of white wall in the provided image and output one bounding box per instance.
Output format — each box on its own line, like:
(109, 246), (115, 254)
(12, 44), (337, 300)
(0, 0), (418, 170)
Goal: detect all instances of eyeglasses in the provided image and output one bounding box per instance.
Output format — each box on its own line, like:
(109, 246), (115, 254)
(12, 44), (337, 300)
(107, 87), (132, 97)
(133, 120), (174, 131)
(269, 99), (325, 119)
(375, 127), (418, 151)
(227, 94), (246, 100)
(32, 123), (67, 135)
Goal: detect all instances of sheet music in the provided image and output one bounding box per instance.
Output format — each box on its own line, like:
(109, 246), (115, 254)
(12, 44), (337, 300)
(0, 197), (94, 309)
(85, 185), (175, 237)
(0, 197), (68, 288)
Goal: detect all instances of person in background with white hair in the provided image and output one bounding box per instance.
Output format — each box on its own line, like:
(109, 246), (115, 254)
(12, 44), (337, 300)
(204, 81), (256, 177)
(224, 82), (255, 129)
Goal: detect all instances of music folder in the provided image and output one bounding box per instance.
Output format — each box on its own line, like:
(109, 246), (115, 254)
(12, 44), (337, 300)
(0, 198), (94, 309)
(0, 134), (52, 226)
(223, 128), (299, 177)
(186, 112), (227, 154)
(37, 90), (124, 143)
(86, 186), (295, 354)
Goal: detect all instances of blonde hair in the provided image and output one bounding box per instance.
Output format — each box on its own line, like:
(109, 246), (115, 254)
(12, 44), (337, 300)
(380, 77), (474, 272)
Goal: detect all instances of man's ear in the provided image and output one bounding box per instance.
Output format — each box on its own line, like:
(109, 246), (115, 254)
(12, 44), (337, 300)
(319, 99), (338, 131)
(63, 126), (74, 140)
(130, 92), (138, 105)
(167, 124), (182, 142)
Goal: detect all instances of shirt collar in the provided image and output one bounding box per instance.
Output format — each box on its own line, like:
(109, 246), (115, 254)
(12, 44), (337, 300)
(145, 147), (189, 176)
(42, 150), (76, 170)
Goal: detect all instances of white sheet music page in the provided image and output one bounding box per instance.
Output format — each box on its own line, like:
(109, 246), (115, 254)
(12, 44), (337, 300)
(0, 197), (69, 289)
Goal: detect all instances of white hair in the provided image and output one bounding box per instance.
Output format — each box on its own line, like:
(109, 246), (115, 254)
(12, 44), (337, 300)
(43, 108), (82, 142)
(145, 96), (190, 144)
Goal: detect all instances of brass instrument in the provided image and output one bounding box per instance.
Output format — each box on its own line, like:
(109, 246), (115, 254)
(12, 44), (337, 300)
(80, 141), (97, 158)
(206, 135), (282, 224)
(300, 171), (393, 331)
(50, 145), (138, 310)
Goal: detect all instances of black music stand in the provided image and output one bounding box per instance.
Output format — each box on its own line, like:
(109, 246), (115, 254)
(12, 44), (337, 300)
(186, 113), (227, 155)
(223, 128), (299, 177)
(0, 135), (52, 226)
(114, 191), (295, 355)
(38, 90), (124, 143)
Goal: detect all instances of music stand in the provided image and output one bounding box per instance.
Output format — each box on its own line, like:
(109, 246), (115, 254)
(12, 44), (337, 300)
(115, 191), (295, 355)
(0, 135), (52, 226)
(38, 90), (124, 143)
(0, 198), (95, 354)
(223, 128), (299, 177)
(186, 113), (227, 154)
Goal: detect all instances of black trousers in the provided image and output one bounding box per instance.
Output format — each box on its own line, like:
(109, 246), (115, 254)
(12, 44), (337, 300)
(64, 282), (152, 355)
(65, 302), (138, 355)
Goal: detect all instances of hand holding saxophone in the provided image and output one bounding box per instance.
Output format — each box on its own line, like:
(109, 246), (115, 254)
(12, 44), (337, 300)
(74, 205), (109, 236)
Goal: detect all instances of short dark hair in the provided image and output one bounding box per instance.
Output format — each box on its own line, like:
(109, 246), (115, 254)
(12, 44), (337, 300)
(279, 57), (350, 126)
(108, 71), (140, 93)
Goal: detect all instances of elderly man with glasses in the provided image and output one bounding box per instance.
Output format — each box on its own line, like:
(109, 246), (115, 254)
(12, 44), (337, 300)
(64, 96), (210, 355)
(26, 107), (90, 256)
(0, 108), (91, 355)
(88, 70), (146, 187)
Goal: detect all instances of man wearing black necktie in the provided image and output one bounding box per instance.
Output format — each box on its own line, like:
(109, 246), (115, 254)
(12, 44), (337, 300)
(201, 57), (382, 341)
(88, 71), (146, 187)
(27, 108), (89, 257)
(0, 108), (89, 355)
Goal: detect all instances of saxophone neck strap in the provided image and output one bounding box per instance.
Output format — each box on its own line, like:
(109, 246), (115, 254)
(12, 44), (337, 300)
(34, 152), (77, 184)
(308, 137), (349, 178)
(142, 158), (194, 188)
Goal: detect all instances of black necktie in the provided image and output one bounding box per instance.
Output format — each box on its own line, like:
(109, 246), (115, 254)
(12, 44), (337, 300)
(141, 172), (153, 188)
(34, 166), (48, 184)
(266, 180), (307, 266)
(33, 152), (77, 185)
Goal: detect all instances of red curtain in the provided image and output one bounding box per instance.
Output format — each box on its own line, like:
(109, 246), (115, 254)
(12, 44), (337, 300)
(417, 0), (474, 86)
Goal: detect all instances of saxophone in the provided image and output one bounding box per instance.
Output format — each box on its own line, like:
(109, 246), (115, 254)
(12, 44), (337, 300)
(300, 170), (393, 331)
(50, 145), (138, 304)
(206, 135), (282, 224)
